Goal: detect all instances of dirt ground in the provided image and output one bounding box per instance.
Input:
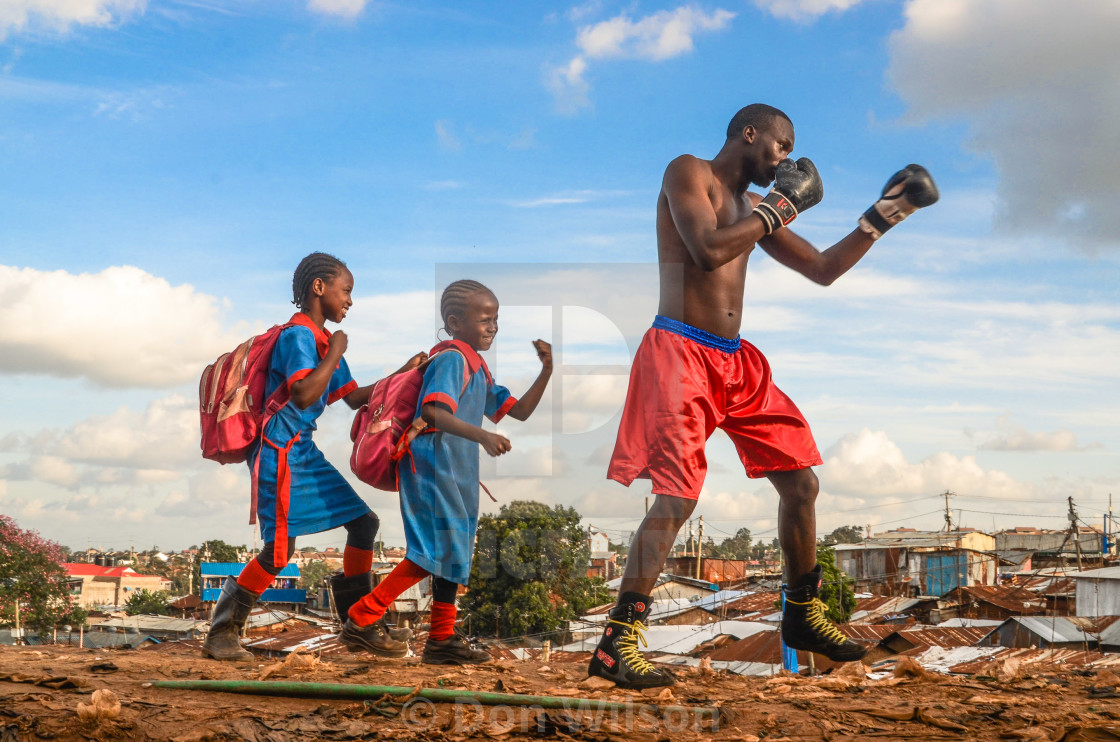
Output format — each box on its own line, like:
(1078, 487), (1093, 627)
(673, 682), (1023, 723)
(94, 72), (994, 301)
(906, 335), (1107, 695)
(3, 642), (1120, 741)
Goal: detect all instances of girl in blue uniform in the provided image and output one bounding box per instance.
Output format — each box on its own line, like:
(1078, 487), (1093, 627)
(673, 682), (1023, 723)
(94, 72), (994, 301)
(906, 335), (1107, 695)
(203, 252), (424, 662)
(340, 279), (552, 664)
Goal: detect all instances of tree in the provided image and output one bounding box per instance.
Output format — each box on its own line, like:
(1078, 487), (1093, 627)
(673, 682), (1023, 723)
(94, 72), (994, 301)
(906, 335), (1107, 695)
(816, 546), (857, 623)
(821, 525), (864, 546)
(707, 527), (753, 559)
(462, 501), (611, 638)
(298, 560), (334, 591)
(0, 515), (87, 634)
(125, 589), (170, 616)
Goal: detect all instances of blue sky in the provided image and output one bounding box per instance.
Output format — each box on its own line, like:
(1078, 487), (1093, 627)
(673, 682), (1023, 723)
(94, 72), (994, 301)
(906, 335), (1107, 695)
(1, 0), (1118, 553)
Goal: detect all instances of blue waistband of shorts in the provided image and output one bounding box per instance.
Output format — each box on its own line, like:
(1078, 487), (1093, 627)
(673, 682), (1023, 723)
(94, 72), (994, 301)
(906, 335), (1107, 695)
(652, 315), (741, 353)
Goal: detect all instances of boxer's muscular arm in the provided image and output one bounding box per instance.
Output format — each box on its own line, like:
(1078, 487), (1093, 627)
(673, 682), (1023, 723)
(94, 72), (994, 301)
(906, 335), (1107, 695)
(757, 225), (875, 286)
(664, 156), (770, 272)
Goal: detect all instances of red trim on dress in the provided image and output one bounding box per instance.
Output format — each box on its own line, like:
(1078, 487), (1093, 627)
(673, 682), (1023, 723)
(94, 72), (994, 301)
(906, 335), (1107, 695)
(423, 391), (458, 415)
(286, 367), (313, 392)
(328, 379), (357, 406)
(488, 395), (518, 423)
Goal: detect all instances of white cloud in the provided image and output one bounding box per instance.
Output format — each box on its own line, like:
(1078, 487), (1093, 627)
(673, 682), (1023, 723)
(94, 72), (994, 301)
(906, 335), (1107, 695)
(0, 264), (245, 388)
(975, 417), (1094, 452)
(751, 0), (868, 21)
(434, 119), (461, 151)
(306, 0), (368, 20)
(887, 0), (1120, 248)
(821, 428), (1022, 499)
(0, 0), (144, 39)
(544, 55), (591, 116)
(42, 394), (199, 470)
(547, 6), (734, 115)
(576, 6), (735, 61)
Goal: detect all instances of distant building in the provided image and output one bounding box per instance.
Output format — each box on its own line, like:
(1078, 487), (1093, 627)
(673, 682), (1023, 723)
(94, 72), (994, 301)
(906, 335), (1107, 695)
(834, 529), (998, 596)
(62, 563), (171, 608)
(1067, 566), (1120, 617)
(200, 563), (305, 612)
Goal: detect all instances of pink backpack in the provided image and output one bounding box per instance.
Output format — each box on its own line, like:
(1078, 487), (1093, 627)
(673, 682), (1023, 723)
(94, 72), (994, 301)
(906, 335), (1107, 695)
(199, 323), (294, 465)
(350, 348), (469, 492)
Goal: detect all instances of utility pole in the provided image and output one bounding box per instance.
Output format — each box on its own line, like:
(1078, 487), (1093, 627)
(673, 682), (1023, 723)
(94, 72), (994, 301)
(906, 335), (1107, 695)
(1068, 497), (1083, 571)
(942, 490), (954, 532)
(696, 516), (704, 580)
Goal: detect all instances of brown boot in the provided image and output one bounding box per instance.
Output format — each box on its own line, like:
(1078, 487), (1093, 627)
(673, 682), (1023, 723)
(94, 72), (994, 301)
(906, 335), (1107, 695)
(201, 578), (257, 662)
(339, 618), (409, 658)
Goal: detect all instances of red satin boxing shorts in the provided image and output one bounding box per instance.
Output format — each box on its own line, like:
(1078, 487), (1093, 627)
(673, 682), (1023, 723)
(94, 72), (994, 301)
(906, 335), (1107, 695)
(607, 315), (822, 499)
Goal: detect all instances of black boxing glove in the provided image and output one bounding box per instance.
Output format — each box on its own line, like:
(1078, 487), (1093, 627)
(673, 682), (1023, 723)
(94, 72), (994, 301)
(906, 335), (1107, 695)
(858, 164), (939, 239)
(753, 157), (824, 235)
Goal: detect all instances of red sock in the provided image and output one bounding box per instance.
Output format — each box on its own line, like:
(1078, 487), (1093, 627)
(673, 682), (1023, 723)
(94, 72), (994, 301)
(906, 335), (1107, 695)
(343, 546), (373, 577)
(429, 600), (457, 641)
(349, 559), (428, 626)
(236, 559), (276, 595)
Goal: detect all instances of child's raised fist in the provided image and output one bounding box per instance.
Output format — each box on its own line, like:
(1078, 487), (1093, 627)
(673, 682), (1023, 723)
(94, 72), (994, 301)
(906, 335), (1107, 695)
(532, 339), (553, 371)
(328, 330), (348, 356)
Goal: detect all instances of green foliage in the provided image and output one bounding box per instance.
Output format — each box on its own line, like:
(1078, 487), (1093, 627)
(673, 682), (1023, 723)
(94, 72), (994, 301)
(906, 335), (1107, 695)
(821, 525), (864, 546)
(816, 546), (857, 623)
(124, 589), (170, 616)
(0, 515), (87, 633)
(706, 527), (753, 559)
(298, 560), (334, 591)
(462, 501), (610, 638)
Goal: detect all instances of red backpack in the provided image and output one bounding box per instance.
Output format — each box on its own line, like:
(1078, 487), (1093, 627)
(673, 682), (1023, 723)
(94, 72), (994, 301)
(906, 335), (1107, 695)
(350, 347), (472, 492)
(199, 323), (294, 465)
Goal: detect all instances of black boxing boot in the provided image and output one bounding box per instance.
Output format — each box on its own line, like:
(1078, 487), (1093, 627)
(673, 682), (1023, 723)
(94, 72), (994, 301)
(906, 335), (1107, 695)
(781, 566), (867, 662)
(587, 593), (676, 690)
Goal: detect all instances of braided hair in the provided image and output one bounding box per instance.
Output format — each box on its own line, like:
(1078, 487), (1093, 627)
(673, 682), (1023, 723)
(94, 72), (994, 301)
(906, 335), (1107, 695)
(291, 252), (347, 311)
(439, 279), (493, 334)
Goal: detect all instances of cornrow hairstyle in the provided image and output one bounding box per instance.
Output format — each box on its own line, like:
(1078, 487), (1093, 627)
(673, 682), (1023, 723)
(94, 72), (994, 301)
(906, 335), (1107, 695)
(726, 103), (791, 140)
(291, 252), (347, 311)
(440, 279), (493, 334)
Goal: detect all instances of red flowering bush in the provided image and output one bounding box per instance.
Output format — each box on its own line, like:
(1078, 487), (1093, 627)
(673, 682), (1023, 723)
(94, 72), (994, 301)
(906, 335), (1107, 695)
(0, 515), (86, 634)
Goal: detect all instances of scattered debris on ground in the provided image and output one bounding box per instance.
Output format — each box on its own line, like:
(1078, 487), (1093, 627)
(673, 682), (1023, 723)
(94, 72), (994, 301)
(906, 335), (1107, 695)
(3, 642), (1120, 740)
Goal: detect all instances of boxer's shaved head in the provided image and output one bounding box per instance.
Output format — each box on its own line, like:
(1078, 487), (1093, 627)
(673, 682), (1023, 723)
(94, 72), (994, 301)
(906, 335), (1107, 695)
(726, 103), (791, 139)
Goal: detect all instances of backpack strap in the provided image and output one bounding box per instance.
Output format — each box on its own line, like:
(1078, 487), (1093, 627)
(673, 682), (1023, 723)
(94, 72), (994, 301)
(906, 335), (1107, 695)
(247, 322), (299, 525)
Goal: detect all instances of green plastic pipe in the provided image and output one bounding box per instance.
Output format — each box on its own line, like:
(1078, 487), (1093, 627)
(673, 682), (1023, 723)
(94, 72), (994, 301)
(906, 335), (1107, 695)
(150, 679), (715, 717)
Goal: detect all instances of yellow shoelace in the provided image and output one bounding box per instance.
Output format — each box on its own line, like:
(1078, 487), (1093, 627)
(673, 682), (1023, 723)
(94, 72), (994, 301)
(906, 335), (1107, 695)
(608, 619), (658, 675)
(787, 597), (850, 645)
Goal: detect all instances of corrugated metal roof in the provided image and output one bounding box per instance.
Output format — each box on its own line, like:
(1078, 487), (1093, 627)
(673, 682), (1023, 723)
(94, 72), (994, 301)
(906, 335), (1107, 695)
(721, 591), (780, 615)
(849, 596), (922, 622)
(692, 589), (749, 611)
(887, 626), (991, 649)
(95, 615), (208, 632)
(936, 618), (1004, 628)
(242, 628), (351, 657)
(999, 616), (1095, 644)
(1067, 566), (1120, 580)
(559, 620), (773, 655)
(945, 585), (1048, 613)
(200, 562), (301, 577)
(948, 646), (1120, 673)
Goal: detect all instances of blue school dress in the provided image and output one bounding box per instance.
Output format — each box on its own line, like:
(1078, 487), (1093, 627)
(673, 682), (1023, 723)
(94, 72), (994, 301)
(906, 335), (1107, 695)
(398, 340), (516, 584)
(249, 312), (370, 567)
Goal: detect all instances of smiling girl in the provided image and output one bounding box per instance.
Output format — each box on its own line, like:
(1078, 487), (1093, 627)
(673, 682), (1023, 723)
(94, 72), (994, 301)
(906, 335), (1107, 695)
(340, 279), (552, 664)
